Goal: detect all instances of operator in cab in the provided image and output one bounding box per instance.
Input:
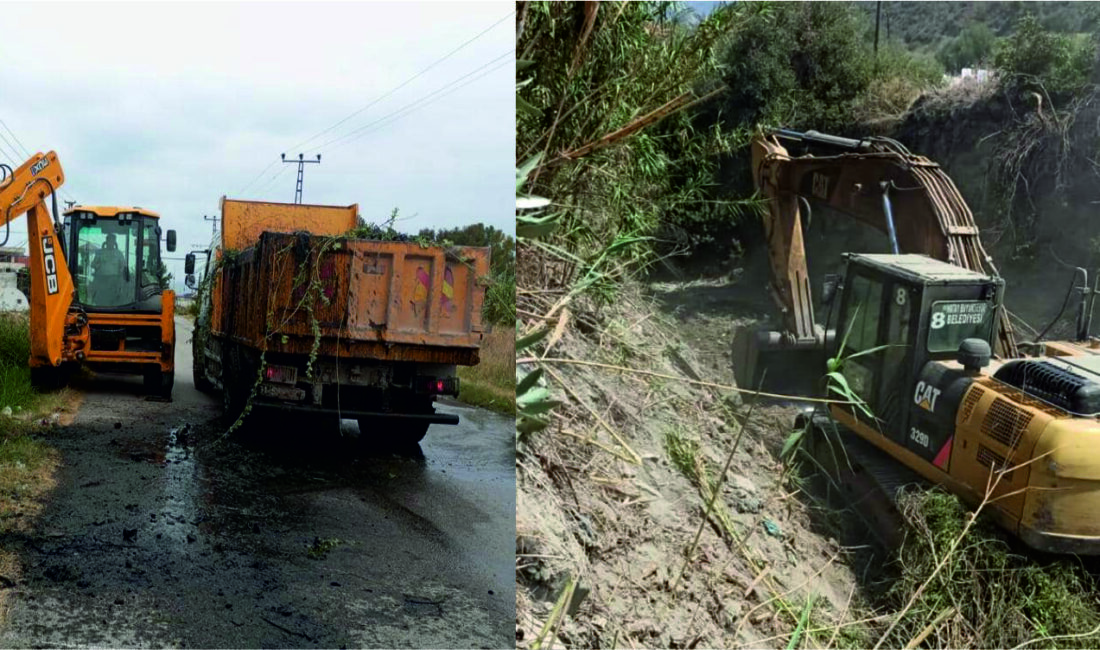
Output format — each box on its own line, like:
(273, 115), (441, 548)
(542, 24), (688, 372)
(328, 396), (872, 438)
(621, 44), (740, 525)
(91, 233), (126, 305)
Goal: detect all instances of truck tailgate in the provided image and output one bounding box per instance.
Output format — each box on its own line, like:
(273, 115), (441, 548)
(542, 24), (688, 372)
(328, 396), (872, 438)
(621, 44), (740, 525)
(214, 232), (488, 352)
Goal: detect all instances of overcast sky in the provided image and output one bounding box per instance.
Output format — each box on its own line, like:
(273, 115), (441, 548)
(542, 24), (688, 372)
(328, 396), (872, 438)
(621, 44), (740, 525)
(0, 1), (514, 290)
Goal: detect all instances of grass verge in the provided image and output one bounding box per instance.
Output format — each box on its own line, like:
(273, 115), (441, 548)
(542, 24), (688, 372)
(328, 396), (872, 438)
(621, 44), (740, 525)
(0, 314), (69, 620)
(457, 328), (515, 414)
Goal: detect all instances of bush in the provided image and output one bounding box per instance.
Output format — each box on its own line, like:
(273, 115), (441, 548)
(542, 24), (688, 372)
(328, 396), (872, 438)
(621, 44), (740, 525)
(994, 13), (1096, 95)
(718, 2), (875, 132)
(855, 43), (946, 122)
(937, 22), (996, 73)
(0, 315), (37, 422)
(483, 265), (515, 326)
(718, 3), (946, 132)
(881, 489), (1100, 648)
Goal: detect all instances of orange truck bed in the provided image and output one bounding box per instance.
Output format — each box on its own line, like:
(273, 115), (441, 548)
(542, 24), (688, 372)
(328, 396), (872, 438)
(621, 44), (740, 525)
(210, 198), (488, 363)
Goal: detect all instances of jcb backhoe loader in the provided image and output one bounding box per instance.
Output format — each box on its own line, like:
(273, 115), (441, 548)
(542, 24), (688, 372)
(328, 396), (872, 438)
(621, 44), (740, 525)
(740, 129), (1100, 554)
(0, 152), (177, 397)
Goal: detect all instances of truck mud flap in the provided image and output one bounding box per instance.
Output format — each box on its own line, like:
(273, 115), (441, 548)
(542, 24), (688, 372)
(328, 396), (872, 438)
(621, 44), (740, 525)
(255, 403), (460, 426)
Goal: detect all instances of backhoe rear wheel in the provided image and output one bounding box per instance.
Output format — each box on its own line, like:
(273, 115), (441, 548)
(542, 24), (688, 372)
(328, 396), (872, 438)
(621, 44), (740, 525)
(143, 368), (174, 399)
(30, 365), (67, 392)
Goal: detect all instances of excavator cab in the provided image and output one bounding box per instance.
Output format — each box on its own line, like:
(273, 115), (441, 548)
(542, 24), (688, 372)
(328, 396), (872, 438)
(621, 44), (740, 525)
(829, 253), (1002, 456)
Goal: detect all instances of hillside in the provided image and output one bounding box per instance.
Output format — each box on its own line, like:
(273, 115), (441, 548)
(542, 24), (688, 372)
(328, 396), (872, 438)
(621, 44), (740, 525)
(857, 1), (1099, 48)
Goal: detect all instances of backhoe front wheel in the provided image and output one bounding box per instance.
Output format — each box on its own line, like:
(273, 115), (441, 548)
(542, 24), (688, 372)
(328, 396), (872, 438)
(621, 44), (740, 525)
(144, 368), (174, 399)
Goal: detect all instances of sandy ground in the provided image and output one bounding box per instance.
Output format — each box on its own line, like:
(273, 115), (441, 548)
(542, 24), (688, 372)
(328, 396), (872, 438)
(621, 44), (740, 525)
(0, 317), (515, 648)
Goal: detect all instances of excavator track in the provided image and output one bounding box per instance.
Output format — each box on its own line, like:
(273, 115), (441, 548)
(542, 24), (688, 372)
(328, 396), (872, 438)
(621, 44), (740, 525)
(808, 420), (927, 549)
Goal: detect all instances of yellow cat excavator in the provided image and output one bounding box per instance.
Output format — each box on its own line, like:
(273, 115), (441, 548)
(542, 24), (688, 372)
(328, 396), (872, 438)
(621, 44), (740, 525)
(741, 129), (1100, 554)
(0, 152), (177, 397)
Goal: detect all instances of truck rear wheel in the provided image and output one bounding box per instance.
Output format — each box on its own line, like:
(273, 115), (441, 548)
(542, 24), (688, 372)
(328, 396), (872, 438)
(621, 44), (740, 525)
(192, 358), (214, 393)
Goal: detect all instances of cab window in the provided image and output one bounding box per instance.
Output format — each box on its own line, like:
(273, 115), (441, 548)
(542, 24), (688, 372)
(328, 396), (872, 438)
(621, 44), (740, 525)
(839, 274), (884, 401)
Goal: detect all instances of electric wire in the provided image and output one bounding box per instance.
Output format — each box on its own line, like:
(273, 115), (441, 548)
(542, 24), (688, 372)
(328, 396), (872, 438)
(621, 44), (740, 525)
(236, 9), (513, 196)
(252, 52), (511, 197)
(322, 56), (512, 156)
(0, 116), (78, 205)
(305, 50), (513, 154)
(287, 10), (514, 154)
(0, 119), (31, 159)
(0, 132), (20, 167)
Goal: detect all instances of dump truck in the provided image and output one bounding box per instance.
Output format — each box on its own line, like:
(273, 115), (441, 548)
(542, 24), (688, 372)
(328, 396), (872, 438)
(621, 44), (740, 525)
(187, 197), (490, 446)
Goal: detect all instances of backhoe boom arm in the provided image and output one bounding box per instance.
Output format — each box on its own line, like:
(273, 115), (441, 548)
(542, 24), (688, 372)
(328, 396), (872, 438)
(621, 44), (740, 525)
(0, 151), (75, 367)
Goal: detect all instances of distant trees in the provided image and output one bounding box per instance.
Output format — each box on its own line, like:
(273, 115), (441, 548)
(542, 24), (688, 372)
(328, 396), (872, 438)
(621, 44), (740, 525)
(719, 2), (876, 132)
(717, 2), (944, 133)
(937, 22), (996, 73)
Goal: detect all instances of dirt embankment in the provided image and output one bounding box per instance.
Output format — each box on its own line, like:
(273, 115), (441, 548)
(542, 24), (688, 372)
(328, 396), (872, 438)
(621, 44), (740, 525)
(516, 277), (871, 648)
(890, 81), (1100, 338)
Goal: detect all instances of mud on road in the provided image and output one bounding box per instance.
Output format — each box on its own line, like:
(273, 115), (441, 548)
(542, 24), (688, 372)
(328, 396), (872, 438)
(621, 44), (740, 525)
(0, 318), (515, 649)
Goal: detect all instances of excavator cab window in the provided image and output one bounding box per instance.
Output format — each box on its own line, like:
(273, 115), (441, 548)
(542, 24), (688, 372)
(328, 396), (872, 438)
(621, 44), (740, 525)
(835, 265), (919, 443)
(838, 274), (884, 403)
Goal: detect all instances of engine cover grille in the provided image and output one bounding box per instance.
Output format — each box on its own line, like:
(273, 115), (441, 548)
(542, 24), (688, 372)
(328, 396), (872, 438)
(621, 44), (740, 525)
(993, 360), (1100, 415)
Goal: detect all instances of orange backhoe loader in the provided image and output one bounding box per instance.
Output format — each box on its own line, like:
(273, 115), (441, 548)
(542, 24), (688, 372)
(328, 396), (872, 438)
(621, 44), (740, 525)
(0, 152), (177, 397)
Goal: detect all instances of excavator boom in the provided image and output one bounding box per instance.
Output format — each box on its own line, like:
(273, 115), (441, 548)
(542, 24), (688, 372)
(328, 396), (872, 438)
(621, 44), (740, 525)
(751, 130), (1018, 358)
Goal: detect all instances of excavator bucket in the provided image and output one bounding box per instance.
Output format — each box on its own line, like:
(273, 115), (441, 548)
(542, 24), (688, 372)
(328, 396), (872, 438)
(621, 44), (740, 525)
(731, 324), (829, 398)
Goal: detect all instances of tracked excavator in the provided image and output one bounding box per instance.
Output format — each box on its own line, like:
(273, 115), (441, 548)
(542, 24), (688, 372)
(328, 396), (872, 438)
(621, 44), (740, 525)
(739, 129), (1100, 554)
(0, 152), (178, 397)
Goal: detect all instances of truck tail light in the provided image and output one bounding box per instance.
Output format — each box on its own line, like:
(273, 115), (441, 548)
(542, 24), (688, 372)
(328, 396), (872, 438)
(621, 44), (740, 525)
(264, 364), (298, 385)
(417, 376), (458, 396)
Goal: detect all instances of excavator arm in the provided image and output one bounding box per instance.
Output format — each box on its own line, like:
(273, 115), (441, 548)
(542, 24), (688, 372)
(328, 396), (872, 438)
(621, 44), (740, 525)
(0, 151), (77, 368)
(751, 130), (1018, 358)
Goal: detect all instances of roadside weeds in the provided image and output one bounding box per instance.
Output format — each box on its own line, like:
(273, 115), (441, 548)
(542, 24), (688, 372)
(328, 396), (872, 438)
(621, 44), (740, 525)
(0, 314), (79, 623)
(458, 328), (515, 415)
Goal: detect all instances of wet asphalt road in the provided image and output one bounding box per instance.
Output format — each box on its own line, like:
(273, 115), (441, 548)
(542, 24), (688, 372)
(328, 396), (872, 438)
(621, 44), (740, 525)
(0, 317), (515, 648)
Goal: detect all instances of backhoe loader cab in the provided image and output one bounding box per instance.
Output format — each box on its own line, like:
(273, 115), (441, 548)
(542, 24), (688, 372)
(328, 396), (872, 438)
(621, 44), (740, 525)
(63, 207), (172, 311)
(52, 205), (178, 397)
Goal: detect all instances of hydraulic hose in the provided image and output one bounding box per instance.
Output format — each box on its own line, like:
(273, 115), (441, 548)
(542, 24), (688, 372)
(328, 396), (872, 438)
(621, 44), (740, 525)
(1033, 267), (1086, 343)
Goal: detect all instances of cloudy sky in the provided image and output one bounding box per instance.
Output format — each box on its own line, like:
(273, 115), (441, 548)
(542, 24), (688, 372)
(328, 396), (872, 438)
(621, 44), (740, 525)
(0, 1), (514, 290)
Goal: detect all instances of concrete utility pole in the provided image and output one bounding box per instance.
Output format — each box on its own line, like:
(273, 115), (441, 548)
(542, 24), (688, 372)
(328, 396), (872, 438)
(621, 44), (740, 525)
(204, 214), (219, 234)
(874, 1), (882, 56)
(281, 153), (322, 204)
